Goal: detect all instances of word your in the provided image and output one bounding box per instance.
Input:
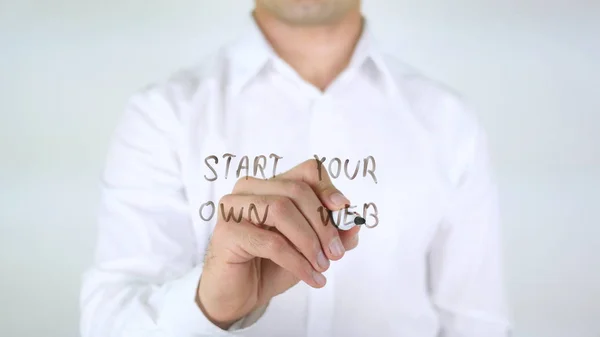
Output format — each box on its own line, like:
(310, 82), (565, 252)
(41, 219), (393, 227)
(198, 202), (379, 229)
(314, 155), (377, 184)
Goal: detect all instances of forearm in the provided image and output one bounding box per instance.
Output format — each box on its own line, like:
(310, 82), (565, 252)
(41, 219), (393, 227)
(81, 264), (269, 337)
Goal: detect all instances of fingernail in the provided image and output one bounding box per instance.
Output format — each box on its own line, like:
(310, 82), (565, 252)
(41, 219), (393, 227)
(329, 192), (349, 207)
(329, 237), (345, 257)
(317, 251), (330, 270)
(313, 271), (326, 286)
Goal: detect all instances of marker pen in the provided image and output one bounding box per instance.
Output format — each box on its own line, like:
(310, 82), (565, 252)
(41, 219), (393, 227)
(329, 208), (366, 231)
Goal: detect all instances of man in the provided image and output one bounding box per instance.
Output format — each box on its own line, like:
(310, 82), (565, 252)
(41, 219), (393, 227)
(80, 1), (511, 336)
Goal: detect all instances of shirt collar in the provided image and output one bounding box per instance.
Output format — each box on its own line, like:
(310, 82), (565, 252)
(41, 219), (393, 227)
(225, 13), (389, 96)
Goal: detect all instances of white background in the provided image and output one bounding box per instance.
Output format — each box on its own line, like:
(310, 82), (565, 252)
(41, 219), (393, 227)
(1, 1), (599, 336)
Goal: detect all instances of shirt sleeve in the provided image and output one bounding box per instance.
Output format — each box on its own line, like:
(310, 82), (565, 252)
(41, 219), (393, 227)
(79, 84), (268, 337)
(427, 122), (512, 337)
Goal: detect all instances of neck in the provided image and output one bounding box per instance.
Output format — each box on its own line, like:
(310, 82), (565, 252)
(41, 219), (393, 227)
(253, 8), (364, 92)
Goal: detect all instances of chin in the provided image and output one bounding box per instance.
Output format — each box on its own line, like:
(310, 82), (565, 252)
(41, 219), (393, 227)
(282, 3), (345, 24)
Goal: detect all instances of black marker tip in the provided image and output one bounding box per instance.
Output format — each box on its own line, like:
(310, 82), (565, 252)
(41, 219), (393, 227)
(354, 216), (366, 225)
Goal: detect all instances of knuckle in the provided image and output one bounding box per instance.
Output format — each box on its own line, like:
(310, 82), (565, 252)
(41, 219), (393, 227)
(320, 227), (340, 245)
(232, 178), (246, 192)
(329, 228), (342, 241)
(302, 158), (319, 172)
(245, 230), (262, 249)
(246, 230), (275, 253)
(269, 196), (293, 216)
(312, 241), (323, 255)
(232, 176), (257, 192)
(215, 216), (233, 230)
(264, 233), (286, 253)
(302, 160), (321, 180)
(346, 239), (359, 251)
(294, 236), (320, 260)
(301, 262), (315, 280)
(249, 194), (269, 209)
(218, 193), (235, 206)
(212, 220), (233, 243)
(288, 180), (311, 197)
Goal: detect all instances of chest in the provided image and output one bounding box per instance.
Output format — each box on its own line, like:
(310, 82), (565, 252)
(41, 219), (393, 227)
(181, 91), (447, 263)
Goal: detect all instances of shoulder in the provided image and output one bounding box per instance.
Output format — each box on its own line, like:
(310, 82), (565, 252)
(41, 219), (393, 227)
(378, 52), (487, 182)
(131, 49), (227, 107)
(380, 52), (479, 133)
(122, 48), (229, 128)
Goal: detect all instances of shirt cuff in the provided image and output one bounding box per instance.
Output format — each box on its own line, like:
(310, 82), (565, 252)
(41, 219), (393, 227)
(227, 303), (269, 331)
(157, 264), (269, 336)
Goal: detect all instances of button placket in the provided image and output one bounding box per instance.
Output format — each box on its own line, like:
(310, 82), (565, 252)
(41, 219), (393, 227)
(306, 95), (336, 337)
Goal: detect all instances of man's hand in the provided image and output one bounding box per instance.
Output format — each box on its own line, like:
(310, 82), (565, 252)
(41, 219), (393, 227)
(196, 159), (361, 329)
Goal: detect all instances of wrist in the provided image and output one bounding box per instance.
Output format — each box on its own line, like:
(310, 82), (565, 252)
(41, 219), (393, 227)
(195, 289), (239, 330)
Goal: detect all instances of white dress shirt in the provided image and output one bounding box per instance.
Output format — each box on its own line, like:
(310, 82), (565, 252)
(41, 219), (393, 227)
(80, 15), (511, 337)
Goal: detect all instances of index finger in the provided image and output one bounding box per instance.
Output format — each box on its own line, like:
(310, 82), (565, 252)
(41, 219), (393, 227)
(275, 158), (350, 211)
